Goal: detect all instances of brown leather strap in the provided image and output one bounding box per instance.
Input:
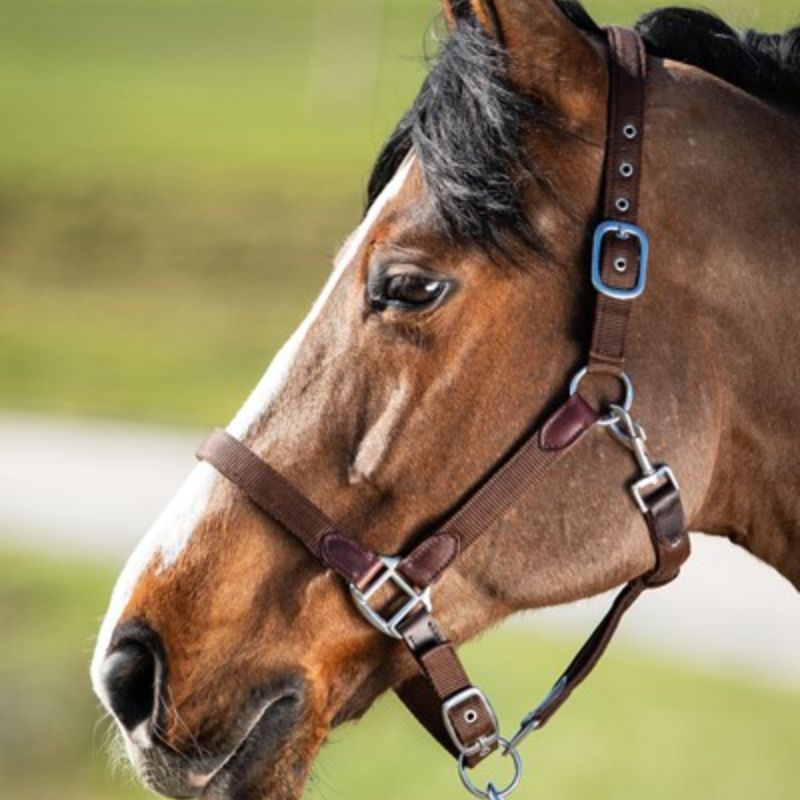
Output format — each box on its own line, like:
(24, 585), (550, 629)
(197, 430), (380, 585)
(505, 481), (689, 745)
(398, 394), (598, 588)
(589, 26), (648, 371)
(398, 482), (689, 760)
(197, 397), (597, 767)
(397, 611), (500, 767)
(641, 480), (690, 586)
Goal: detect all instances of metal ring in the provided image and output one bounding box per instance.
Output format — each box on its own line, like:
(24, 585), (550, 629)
(570, 367), (634, 426)
(459, 740), (523, 800)
(616, 197), (631, 213)
(619, 162), (634, 178)
(623, 124), (638, 139)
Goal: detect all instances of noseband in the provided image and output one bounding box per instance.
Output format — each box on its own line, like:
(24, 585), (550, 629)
(198, 28), (690, 800)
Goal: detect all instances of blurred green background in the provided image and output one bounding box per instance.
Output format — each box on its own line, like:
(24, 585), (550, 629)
(1, 1), (798, 799)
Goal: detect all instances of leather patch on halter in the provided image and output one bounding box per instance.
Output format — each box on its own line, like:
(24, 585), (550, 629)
(399, 534), (461, 589)
(540, 394), (598, 451)
(321, 534), (380, 587)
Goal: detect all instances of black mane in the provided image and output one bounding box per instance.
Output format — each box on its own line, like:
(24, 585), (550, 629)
(366, 15), (551, 257)
(564, 4), (800, 111)
(367, 3), (800, 254)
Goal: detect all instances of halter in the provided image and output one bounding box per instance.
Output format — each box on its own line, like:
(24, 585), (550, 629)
(197, 28), (690, 800)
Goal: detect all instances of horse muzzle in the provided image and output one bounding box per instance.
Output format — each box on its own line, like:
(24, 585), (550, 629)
(95, 619), (306, 799)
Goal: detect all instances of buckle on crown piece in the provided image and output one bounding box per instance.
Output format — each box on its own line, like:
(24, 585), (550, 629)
(591, 221), (650, 301)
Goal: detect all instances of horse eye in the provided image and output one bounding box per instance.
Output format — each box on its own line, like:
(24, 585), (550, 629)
(369, 270), (450, 311)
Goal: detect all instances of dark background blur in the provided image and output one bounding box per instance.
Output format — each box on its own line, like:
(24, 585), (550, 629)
(1, 2), (798, 799)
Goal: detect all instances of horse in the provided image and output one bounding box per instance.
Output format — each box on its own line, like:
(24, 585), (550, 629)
(90, 2), (800, 799)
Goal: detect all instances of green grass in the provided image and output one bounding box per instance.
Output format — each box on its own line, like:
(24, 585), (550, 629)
(0, 182), (349, 424)
(1, 0), (798, 425)
(2, 544), (798, 800)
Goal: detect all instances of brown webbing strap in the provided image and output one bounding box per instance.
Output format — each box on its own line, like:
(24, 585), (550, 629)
(507, 482), (689, 739)
(395, 26), (688, 764)
(199, 395), (598, 592)
(396, 481), (690, 757)
(397, 394), (598, 588)
(197, 430), (380, 586)
(197, 395), (598, 765)
(589, 26), (648, 370)
(397, 612), (496, 766)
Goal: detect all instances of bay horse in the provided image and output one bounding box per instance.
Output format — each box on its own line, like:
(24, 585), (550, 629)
(91, 2), (800, 799)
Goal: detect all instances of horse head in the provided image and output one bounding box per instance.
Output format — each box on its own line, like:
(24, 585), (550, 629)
(90, 1), (800, 798)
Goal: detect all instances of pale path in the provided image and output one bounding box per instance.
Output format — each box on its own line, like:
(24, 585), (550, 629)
(1, 412), (798, 687)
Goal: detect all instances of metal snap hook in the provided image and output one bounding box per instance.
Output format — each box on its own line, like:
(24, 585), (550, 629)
(606, 404), (681, 514)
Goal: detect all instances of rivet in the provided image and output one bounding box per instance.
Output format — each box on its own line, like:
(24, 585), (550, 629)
(464, 710), (479, 725)
(619, 162), (634, 178)
(614, 257), (628, 273)
(623, 124), (638, 139)
(616, 198), (631, 213)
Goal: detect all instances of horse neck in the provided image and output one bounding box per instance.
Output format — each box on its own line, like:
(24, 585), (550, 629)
(647, 63), (800, 588)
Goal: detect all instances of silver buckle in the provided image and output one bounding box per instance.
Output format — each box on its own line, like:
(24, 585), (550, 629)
(348, 556), (432, 640)
(442, 687), (500, 758)
(632, 465), (680, 514)
(592, 221), (649, 300)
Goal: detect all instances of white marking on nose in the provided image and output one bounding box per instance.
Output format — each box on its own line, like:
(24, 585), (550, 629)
(91, 155), (416, 708)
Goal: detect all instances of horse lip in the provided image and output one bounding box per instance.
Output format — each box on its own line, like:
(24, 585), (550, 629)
(129, 679), (304, 800)
(201, 697), (280, 786)
(200, 683), (305, 797)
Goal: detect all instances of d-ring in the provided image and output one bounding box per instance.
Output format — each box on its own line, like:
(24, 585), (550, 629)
(458, 739), (523, 800)
(569, 367), (634, 427)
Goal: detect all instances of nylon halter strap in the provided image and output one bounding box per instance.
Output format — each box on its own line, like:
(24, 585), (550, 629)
(197, 26), (690, 798)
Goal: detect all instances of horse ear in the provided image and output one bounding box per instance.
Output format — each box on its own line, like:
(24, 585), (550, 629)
(440, 0), (472, 29)
(468, 0), (606, 125)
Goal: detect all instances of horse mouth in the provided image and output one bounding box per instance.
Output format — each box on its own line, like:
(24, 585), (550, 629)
(198, 692), (304, 800)
(131, 682), (305, 800)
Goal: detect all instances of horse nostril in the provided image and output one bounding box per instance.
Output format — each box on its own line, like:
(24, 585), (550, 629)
(101, 626), (163, 736)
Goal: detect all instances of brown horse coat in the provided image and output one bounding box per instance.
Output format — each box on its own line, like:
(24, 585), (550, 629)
(91, 2), (800, 799)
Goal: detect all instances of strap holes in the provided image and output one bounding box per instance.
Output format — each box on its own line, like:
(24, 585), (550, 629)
(616, 198), (631, 213)
(614, 258), (628, 273)
(623, 124), (638, 139)
(619, 162), (634, 178)
(464, 710), (479, 725)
